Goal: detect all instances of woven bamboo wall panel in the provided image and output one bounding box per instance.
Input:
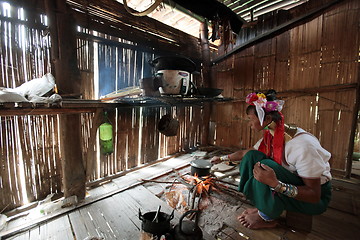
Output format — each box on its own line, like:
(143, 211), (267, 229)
(233, 55), (255, 99)
(281, 95), (318, 133)
(82, 106), (204, 182)
(0, 116), (62, 211)
(290, 17), (322, 55)
(210, 0), (359, 173)
(274, 61), (289, 92)
(289, 51), (321, 89)
(253, 56), (276, 91)
(322, 9), (359, 63)
(0, 4), (62, 212)
(318, 90), (355, 169)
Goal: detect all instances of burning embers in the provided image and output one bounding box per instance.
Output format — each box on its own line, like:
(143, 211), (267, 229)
(165, 170), (225, 214)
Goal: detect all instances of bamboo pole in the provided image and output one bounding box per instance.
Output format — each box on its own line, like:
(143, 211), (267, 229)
(345, 69), (360, 178)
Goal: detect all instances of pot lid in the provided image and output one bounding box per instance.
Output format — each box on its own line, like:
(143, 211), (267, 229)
(190, 159), (212, 169)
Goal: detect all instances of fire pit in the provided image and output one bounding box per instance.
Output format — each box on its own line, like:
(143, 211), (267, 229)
(141, 151), (249, 238)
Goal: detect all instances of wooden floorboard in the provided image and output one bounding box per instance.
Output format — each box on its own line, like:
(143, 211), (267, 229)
(2, 152), (360, 240)
(91, 196), (140, 239)
(0, 153), (194, 239)
(39, 216), (73, 240)
(28, 227), (40, 240)
(7, 231), (29, 240)
(68, 210), (92, 240)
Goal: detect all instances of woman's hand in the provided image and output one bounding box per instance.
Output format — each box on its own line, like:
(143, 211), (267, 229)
(253, 162), (278, 188)
(210, 156), (222, 164)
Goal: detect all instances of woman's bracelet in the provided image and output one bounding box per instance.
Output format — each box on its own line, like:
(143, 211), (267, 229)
(219, 155), (231, 161)
(271, 180), (298, 198)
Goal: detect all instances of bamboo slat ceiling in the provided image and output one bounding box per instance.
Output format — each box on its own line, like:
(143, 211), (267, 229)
(119, 0), (308, 37)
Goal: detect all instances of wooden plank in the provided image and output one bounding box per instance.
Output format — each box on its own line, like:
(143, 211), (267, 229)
(38, 216), (73, 240)
(73, 203), (116, 239)
(7, 231), (29, 240)
(68, 210), (91, 239)
(28, 227), (40, 240)
(69, 207), (102, 238)
(127, 108), (140, 169)
(59, 114), (86, 200)
(92, 195), (140, 239)
(117, 185), (182, 221)
(311, 207), (360, 240)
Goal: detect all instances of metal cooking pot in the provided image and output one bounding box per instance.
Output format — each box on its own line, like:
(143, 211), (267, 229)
(190, 159), (212, 177)
(158, 114), (179, 136)
(139, 208), (174, 236)
(173, 210), (203, 240)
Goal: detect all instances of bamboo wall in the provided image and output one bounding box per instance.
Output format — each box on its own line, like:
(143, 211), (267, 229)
(0, 4), (62, 211)
(0, 1), (204, 212)
(81, 106), (204, 182)
(210, 0), (359, 174)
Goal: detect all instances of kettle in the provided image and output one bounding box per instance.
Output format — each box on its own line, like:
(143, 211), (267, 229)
(173, 210), (203, 240)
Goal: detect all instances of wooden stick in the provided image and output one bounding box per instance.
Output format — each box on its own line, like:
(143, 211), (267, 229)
(140, 179), (184, 184)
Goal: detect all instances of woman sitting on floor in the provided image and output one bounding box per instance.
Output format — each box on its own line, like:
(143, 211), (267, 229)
(211, 90), (332, 229)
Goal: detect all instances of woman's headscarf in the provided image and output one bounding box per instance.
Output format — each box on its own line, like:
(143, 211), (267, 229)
(246, 92), (285, 164)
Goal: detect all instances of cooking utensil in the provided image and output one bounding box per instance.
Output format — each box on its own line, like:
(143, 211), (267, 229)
(139, 208), (174, 236)
(158, 114), (179, 136)
(196, 87), (223, 97)
(152, 206), (161, 222)
(149, 56), (196, 73)
(173, 210), (203, 240)
(190, 159), (212, 177)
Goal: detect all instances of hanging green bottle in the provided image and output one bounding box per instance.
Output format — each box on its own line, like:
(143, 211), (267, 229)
(99, 112), (114, 155)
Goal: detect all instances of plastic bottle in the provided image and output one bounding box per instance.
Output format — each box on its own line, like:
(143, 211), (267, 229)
(99, 112), (114, 155)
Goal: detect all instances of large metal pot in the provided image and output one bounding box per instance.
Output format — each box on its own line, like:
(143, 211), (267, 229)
(190, 159), (212, 177)
(139, 208), (174, 236)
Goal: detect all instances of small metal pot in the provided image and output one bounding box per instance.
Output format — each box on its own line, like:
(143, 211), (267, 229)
(139, 208), (174, 236)
(173, 210), (203, 240)
(158, 114), (179, 136)
(190, 159), (212, 177)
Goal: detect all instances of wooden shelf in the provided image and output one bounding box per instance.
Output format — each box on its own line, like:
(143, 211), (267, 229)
(0, 96), (232, 116)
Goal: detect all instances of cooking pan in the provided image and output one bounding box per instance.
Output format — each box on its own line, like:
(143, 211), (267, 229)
(196, 87), (223, 97)
(149, 56), (196, 73)
(190, 159), (212, 177)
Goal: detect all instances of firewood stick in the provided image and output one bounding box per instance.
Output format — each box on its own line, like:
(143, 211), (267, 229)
(190, 186), (197, 209)
(174, 175), (194, 190)
(140, 179), (184, 184)
(215, 178), (238, 187)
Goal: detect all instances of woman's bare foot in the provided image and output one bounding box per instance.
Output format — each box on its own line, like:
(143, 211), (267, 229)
(239, 208), (258, 218)
(237, 209), (277, 229)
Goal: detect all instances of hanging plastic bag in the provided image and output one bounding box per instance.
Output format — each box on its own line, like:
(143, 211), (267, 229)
(99, 112), (114, 155)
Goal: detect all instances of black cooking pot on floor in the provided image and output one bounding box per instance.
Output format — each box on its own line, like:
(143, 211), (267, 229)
(173, 210), (203, 240)
(190, 159), (212, 177)
(139, 208), (174, 236)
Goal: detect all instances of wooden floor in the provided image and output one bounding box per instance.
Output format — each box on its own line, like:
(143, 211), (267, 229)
(1, 152), (360, 240)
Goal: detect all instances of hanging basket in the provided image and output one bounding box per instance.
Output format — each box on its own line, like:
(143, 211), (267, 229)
(158, 114), (179, 136)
